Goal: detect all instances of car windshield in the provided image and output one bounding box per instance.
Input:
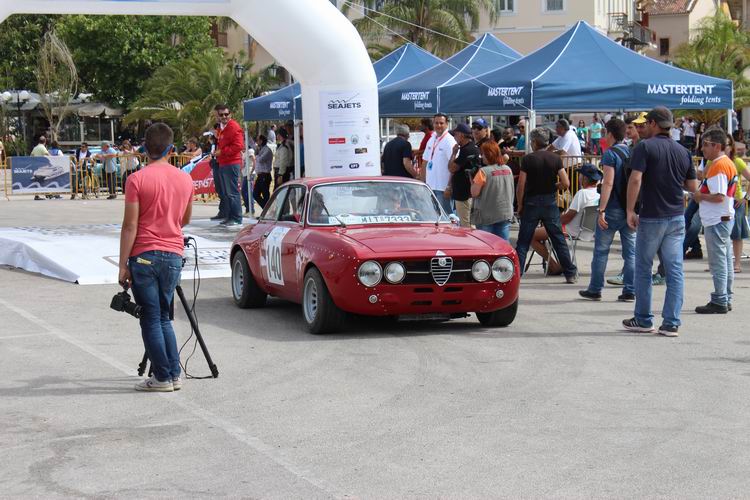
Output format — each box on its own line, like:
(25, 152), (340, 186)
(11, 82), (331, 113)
(307, 181), (446, 225)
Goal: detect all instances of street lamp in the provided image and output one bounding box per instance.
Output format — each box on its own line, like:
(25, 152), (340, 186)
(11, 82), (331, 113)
(1, 90), (30, 148)
(234, 63), (245, 82)
(267, 63), (278, 79)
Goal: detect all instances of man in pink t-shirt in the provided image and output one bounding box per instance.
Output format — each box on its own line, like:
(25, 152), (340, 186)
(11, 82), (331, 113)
(118, 123), (194, 392)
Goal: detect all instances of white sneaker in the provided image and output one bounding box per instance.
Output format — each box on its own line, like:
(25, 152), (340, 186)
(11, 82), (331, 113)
(135, 376), (173, 392)
(172, 377), (183, 391)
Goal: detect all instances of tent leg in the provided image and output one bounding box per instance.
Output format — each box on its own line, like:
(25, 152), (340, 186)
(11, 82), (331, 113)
(385, 118), (390, 142)
(243, 122), (252, 216)
(490, 116), (494, 128)
(294, 120), (301, 179)
(527, 111), (536, 153)
(727, 109), (734, 134)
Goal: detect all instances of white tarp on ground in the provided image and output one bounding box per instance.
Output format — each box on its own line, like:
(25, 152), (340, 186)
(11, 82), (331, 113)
(0, 219), (249, 285)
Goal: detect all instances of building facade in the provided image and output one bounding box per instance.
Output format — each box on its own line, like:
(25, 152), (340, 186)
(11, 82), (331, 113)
(644, 0), (720, 62)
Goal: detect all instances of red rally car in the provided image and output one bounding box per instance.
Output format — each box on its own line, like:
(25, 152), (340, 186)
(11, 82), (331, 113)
(230, 177), (520, 334)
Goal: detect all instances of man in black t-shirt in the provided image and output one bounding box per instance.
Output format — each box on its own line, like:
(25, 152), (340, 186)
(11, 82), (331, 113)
(623, 106), (698, 337)
(515, 127), (578, 283)
(381, 124), (415, 178)
(448, 123), (479, 227)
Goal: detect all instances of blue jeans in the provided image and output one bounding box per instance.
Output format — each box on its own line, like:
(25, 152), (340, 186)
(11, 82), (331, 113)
(516, 194), (577, 279)
(218, 164), (242, 223)
(683, 199), (702, 253)
(241, 176), (253, 214)
(634, 216), (685, 328)
(477, 221), (511, 241)
(212, 163), (227, 219)
(586, 208), (635, 294)
(704, 221), (733, 306)
(433, 190), (454, 216)
(129, 251), (183, 382)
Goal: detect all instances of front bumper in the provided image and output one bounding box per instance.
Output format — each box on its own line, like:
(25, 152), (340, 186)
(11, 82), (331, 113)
(332, 280), (519, 317)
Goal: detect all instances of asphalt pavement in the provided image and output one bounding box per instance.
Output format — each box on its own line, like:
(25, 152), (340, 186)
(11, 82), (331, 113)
(1, 198), (749, 498)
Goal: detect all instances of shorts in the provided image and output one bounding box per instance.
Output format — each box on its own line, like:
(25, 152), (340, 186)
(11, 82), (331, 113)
(731, 202), (749, 240)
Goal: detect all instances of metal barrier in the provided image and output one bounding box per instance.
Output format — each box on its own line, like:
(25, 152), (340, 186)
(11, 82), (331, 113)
(69, 153), (147, 199)
(559, 154), (602, 211)
(1, 155), (8, 200)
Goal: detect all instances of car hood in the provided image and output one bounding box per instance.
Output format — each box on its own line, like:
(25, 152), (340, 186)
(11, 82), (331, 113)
(340, 225), (497, 254)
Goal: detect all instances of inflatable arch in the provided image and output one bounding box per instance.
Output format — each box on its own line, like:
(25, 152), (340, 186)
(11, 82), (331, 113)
(0, 0), (380, 177)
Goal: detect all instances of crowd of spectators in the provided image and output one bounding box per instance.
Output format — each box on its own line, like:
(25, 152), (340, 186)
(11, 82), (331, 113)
(381, 107), (745, 337)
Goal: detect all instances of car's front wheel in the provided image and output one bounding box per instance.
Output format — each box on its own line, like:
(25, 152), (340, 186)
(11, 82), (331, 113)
(476, 299), (518, 327)
(231, 251), (267, 308)
(302, 268), (345, 334)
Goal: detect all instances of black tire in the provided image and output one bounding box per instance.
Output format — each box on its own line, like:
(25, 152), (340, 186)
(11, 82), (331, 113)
(476, 300), (518, 327)
(231, 251), (267, 308)
(302, 268), (346, 334)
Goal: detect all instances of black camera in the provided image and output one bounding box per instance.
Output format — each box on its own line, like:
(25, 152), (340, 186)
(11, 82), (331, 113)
(110, 285), (142, 318)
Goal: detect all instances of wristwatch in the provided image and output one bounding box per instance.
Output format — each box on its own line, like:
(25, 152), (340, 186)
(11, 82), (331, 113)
(597, 208), (606, 214)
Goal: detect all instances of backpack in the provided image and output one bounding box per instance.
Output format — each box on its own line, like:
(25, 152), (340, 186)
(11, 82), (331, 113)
(610, 144), (639, 213)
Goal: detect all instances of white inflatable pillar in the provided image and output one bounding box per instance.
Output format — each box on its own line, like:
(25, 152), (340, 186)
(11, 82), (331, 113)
(0, 0), (380, 178)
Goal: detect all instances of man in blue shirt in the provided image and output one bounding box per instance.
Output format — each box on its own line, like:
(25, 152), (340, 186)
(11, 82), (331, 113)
(623, 107), (698, 337)
(579, 118), (635, 302)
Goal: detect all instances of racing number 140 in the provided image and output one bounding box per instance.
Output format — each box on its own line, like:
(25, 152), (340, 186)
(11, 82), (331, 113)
(264, 227), (291, 286)
(268, 245), (283, 284)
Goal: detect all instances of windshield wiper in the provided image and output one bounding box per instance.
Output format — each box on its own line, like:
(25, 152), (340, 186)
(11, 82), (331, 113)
(321, 202), (346, 228)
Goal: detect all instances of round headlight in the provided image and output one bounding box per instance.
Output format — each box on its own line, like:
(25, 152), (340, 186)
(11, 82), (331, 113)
(471, 260), (491, 282)
(357, 261), (382, 287)
(492, 257), (515, 283)
(384, 262), (406, 284)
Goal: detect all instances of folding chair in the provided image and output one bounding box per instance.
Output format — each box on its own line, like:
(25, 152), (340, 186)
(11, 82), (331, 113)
(568, 205), (599, 267)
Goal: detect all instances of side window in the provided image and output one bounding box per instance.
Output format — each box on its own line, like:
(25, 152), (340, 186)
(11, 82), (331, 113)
(259, 186), (288, 221)
(278, 186), (306, 223)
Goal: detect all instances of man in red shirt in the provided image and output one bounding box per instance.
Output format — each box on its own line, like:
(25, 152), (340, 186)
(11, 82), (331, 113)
(118, 123), (194, 392)
(214, 104), (245, 226)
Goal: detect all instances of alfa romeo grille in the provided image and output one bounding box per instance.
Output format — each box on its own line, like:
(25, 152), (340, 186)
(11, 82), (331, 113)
(430, 256), (453, 286)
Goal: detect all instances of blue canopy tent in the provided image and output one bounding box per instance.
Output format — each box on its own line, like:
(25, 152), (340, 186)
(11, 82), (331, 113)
(242, 43), (442, 121)
(439, 21), (733, 119)
(378, 33), (521, 117)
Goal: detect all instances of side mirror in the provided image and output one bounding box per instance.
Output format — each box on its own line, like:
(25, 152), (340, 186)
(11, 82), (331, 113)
(448, 214), (460, 225)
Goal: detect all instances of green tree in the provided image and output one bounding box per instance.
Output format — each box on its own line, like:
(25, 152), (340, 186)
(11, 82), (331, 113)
(55, 15), (214, 107)
(125, 50), (276, 142)
(36, 31), (78, 142)
(674, 11), (750, 125)
(342, 0), (498, 58)
(0, 15), (57, 90)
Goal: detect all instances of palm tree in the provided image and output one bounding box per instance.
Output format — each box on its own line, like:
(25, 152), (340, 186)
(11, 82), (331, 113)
(125, 50), (276, 142)
(342, 0), (499, 58)
(674, 11), (750, 126)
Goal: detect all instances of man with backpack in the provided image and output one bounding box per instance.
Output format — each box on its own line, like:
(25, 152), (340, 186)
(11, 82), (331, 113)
(579, 118), (636, 302)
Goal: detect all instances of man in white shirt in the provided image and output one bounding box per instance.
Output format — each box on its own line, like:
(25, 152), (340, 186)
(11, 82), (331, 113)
(550, 119), (582, 163)
(682, 116), (696, 151)
(420, 113), (457, 215)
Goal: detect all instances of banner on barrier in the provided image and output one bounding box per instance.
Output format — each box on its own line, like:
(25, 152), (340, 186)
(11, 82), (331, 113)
(185, 157), (217, 196)
(11, 156), (71, 194)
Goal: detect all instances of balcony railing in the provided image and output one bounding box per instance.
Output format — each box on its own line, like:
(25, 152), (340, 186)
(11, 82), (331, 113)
(608, 12), (654, 47)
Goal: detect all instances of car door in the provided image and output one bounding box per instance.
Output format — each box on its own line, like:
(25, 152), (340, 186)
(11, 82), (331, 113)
(254, 186), (288, 294)
(273, 185), (306, 301)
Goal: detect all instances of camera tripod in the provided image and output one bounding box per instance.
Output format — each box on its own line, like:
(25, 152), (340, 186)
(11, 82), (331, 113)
(137, 284), (219, 378)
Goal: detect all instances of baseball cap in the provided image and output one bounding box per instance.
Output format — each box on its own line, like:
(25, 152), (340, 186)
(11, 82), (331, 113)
(576, 163), (603, 182)
(453, 123), (472, 136)
(632, 112), (648, 125)
(644, 106), (674, 128)
(471, 118), (488, 129)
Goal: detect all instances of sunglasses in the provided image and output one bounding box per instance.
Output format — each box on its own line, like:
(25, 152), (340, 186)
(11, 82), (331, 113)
(702, 140), (722, 147)
(218, 112), (231, 117)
